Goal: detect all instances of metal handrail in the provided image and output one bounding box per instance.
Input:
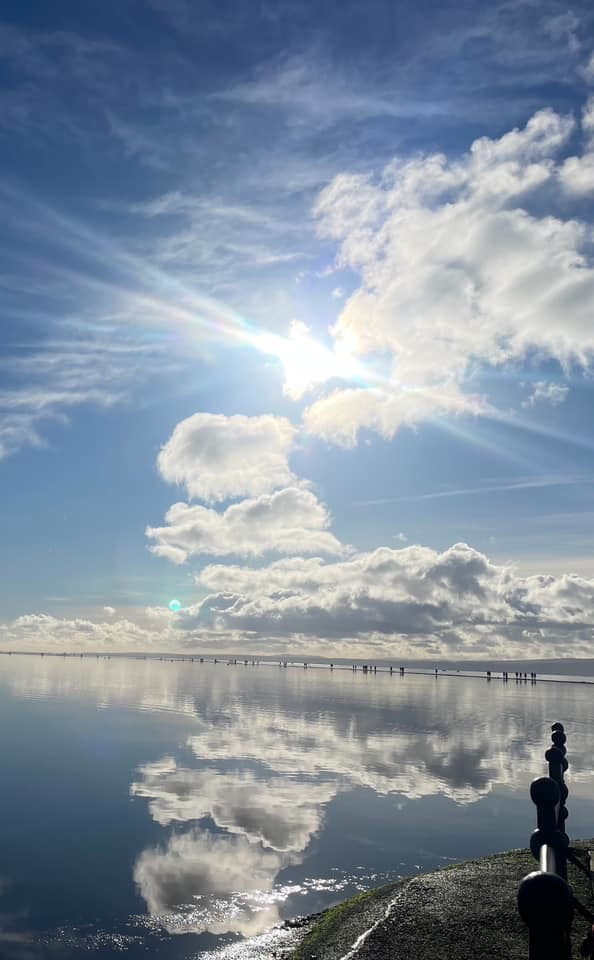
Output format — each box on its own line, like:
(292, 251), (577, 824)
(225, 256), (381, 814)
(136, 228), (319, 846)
(518, 723), (573, 960)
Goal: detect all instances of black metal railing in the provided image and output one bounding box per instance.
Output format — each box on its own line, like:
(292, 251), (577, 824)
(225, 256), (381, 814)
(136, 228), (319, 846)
(518, 723), (594, 960)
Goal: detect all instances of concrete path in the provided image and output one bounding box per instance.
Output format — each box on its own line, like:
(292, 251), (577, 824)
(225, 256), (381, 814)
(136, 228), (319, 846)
(290, 843), (593, 960)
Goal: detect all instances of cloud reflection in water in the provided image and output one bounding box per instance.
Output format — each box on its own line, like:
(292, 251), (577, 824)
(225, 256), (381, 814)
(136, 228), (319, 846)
(128, 664), (579, 937)
(134, 830), (291, 935)
(4, 655), (594, 944)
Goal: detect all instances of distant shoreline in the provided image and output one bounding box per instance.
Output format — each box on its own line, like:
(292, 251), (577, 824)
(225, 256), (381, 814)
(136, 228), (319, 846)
(1, 650), (594, 684)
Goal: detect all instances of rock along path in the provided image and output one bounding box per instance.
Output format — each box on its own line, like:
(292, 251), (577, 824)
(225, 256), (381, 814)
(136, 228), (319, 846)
(290, 842), (594, 960)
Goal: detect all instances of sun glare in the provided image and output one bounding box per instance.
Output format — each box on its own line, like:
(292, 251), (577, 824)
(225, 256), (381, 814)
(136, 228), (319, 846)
(257, 321), (363, 399)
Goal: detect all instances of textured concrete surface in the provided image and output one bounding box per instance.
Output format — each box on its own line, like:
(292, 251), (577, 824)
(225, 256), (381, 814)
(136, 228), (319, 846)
(290, 843), (593, 960)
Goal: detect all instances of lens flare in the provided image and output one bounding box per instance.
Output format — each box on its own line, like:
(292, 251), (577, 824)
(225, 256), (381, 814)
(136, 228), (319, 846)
(168, 599), (182, 612)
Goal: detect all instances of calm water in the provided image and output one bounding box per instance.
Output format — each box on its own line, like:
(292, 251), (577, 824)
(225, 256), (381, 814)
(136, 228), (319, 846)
(1, 655), (593, 959)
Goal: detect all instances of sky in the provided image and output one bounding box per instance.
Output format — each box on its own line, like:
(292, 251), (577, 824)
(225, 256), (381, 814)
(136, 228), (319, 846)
(2, 0), (594, 660)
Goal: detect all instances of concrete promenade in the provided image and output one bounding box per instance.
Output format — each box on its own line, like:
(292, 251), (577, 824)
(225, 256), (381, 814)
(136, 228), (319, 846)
(290, 842), (593, 960)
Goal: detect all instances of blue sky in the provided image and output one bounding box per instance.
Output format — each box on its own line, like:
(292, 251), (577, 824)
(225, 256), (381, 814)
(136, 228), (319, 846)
(2, 0), (594, 659)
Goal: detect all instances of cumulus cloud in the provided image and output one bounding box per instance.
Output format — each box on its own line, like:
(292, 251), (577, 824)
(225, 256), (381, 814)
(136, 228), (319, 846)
(304, 383), (487, 446)
(559, 153), (594, 193)
(185, 543), (594, 658)
(0, 610), (245, 659)
(558, 96), (594, 193)
(0, 613), (163, 652)
(156, 412), (297, 503)
(147, 486), (347, 563)
(3, 544), (594, 659)
(304, 105), (594, 443)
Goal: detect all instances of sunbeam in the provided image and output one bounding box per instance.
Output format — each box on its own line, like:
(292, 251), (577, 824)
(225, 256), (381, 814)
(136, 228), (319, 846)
(1, 184), (371, 396)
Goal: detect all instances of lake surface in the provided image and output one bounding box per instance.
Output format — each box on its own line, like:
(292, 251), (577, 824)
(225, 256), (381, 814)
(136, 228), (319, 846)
(1, 655), (593, 959)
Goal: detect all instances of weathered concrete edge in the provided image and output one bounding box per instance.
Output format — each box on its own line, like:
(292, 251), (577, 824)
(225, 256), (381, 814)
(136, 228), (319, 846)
(289, 881), (404, 960)
(289, 843), (593, 960)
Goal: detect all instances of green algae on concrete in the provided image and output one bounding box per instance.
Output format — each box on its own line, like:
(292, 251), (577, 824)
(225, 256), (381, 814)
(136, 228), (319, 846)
(291, 843), (593, 960)
(290, 883), (404, 960)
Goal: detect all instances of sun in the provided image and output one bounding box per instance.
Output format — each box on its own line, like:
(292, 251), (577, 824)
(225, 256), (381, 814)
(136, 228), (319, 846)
(257, 321), (362, 399)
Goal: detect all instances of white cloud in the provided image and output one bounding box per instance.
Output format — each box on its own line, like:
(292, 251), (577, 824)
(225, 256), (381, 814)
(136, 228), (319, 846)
(146, 487), (347, 563)
(304, 384), (487, 446)
(304, 106), (594, 443)
(558, 153), (594, 193)
(156, 413), (297, 503)
(185, 542), (594, 658)
(558, 97), (594, 194)
(103, 606), (116, 615)
(0, 613), (164, 652)
(189, 543), (506, 640)
(522, 381), (569, 407)
(147, 543), (190, 565)
(3, 543), (594, 660)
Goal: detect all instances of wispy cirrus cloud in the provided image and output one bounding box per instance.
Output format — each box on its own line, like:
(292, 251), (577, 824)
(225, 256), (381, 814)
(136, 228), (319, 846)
(357, 474), (587, 506)
(522, 381), (570, 408)
(128, 190), (308, 276)
(212, 52), (454, 128)
(0, 336), (170, 460)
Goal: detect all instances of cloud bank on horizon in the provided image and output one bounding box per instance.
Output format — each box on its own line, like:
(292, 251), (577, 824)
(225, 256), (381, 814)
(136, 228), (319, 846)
(2, 0), (594, 658)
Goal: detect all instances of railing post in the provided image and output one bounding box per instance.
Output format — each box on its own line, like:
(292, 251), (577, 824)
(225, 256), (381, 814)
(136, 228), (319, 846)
(546, 723), (569, 879)
(518, 724), (574, 960)
(548, 724), (569, 827)
(518, 866), (573, 960)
